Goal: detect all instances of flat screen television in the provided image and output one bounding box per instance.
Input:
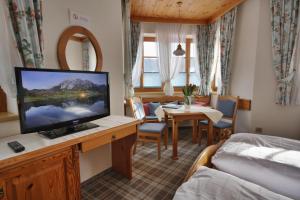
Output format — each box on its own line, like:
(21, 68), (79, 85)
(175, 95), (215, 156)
(15, 67), (110, 138)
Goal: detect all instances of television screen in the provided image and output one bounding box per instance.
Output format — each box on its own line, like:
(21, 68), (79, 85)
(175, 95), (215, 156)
(15, 68), (110, 134)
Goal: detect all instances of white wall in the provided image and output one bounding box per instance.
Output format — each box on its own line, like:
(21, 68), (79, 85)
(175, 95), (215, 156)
(44, 0), (124, 182)
(230, 0), (260, 132)
(231, 0), (300, 139)
(0, 0), (125, 182)
(251, 0), (300, 139)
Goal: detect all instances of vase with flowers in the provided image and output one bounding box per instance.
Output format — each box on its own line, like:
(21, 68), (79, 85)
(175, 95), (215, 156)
(182, 84), (196, 109)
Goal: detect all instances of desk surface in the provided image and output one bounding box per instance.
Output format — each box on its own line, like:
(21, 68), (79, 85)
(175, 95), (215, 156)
(0, 115), (140, 168)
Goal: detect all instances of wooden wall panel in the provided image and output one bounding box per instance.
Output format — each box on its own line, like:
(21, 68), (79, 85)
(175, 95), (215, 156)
(238, 99), (251, 111)
(0, 87), (7, 112)
(139, 95), (251, 111)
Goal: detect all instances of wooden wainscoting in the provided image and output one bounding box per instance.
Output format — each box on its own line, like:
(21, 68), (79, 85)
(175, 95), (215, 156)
(0, 146), (80, 200)
(137, 94), (251, 111)
(0, 87), (7, 112)
(238, 98), (251, 110)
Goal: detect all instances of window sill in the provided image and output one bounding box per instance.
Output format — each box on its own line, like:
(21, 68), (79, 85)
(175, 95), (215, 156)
(135, 91), (183, 97)
(0, 112), (19, 123)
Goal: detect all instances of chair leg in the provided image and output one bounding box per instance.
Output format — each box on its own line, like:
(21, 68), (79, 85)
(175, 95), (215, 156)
(164, 127), (168, 150)
(157, 138), (161, 160)
(140, 136), (145, 146)
(198, 124), (203, 145)
(133, 141), (137, 155)
(232, 124), (235, 135)
(214, 128), (219, 142)
(218, 129), (223, 142)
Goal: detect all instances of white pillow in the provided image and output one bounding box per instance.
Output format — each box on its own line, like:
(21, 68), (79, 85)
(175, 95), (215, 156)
(212, 133), (300, 200)
(174, 166), (291, 200)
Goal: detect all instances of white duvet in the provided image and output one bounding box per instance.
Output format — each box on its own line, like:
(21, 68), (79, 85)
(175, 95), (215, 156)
(173, 166), (291, 200)
(212, 133), (300, 200)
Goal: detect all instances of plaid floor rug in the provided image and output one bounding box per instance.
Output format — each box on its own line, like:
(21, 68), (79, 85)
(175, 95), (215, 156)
(81, 127), (205, 200)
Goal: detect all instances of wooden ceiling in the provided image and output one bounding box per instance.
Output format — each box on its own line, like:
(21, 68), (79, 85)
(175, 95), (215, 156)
(131, 0), (245, 24)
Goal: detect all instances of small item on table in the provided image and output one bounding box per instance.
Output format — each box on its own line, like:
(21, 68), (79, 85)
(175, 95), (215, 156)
(7, 141), (25, 153)
(162, 104), (182, 109)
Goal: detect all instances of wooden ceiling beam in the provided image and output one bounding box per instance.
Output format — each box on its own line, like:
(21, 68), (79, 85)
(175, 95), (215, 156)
(131, 16), (208, 25)
(209, 0), (245, 23)
(131, 0), (247, 25)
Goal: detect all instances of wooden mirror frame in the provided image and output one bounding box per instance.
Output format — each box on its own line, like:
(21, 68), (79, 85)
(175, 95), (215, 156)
(57, 26), (103, 71)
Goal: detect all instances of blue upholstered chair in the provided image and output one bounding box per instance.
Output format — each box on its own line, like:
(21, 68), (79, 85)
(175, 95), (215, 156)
(198, 95), (239, 144)
(129, 97), (168, 160)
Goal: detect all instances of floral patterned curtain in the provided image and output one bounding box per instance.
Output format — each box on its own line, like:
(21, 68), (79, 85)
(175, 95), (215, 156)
(122, 0), (134, 98)
(7, 0), (44, 68)
(270, 0), (300, 105)
(131, 21), (141, 67)
(132, 22), (144, 88)
(196, 23), (218, 96)
(219, 7), (237, 95)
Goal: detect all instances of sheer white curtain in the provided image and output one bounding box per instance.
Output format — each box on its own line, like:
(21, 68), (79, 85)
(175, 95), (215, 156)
(0, 0), (22, 97)
(156, 23), (188, 95)
(132, 24), (144, 87)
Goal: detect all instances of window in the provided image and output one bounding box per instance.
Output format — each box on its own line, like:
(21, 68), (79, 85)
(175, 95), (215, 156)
(143, 40), (161, 88)
(134, 37), (200, 92)
(189, 43), (200, 85)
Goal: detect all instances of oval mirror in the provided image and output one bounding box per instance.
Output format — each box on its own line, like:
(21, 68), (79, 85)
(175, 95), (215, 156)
(57, 26), (102, 71)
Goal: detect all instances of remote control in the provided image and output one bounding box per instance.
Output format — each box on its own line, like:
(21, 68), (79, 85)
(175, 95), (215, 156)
(7, 141), (25, 153)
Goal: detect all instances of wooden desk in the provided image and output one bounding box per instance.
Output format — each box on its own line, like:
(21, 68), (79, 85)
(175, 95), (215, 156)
(162, 106), (222, 160)
(0, 115), (140, 200)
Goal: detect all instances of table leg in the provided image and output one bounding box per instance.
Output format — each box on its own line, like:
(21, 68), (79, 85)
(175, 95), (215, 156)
(164, 111), (168, 123)
(192, 120), (198, 144)
(207, 119), (213, 145)
(111, 133), (137, 179)
(172, 119), (178, 160)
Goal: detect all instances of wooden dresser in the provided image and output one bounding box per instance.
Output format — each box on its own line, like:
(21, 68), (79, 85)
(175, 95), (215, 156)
(0, 115), (140, 200)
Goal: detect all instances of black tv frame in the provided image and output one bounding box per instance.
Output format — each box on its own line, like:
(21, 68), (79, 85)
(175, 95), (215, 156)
(15, 67), (110, 136)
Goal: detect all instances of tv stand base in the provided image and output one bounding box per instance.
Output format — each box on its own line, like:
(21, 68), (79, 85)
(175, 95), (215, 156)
(39, 122), (99, 139)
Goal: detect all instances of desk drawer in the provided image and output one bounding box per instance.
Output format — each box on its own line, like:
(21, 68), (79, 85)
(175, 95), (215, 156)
(81, 133), (112, 153)
(111, 125), (137, 141)
(80, 125), (137, 153)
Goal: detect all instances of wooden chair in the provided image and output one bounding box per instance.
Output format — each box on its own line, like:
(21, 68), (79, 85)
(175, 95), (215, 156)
(129, 97), (168, 160)
(198, 95), (239, 144)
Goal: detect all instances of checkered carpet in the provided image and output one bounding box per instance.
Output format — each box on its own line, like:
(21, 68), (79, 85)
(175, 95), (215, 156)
(81, 127), (205, 200)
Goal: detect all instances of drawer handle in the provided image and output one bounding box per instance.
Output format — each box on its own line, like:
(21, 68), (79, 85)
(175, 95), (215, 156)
(112, 135), (116, 140)
(0, 187), (5, 198)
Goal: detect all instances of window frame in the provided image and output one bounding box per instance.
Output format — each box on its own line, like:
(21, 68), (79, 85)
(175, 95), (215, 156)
(134, 36), (194, 93)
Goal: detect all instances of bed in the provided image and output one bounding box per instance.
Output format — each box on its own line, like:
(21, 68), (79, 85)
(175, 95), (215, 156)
(174, 133), (300, 200)
(174, 166), (292, 200)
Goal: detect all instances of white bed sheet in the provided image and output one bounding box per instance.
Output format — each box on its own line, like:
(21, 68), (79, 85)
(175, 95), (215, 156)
(212, 133), (300, 200)
(173, 166), (291, 200)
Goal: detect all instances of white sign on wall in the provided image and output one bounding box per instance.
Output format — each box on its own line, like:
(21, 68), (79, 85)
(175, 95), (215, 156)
(69, 10), (91, 28)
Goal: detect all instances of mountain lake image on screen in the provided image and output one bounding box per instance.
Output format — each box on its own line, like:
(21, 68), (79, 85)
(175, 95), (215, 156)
(20, 70), (109, 131)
